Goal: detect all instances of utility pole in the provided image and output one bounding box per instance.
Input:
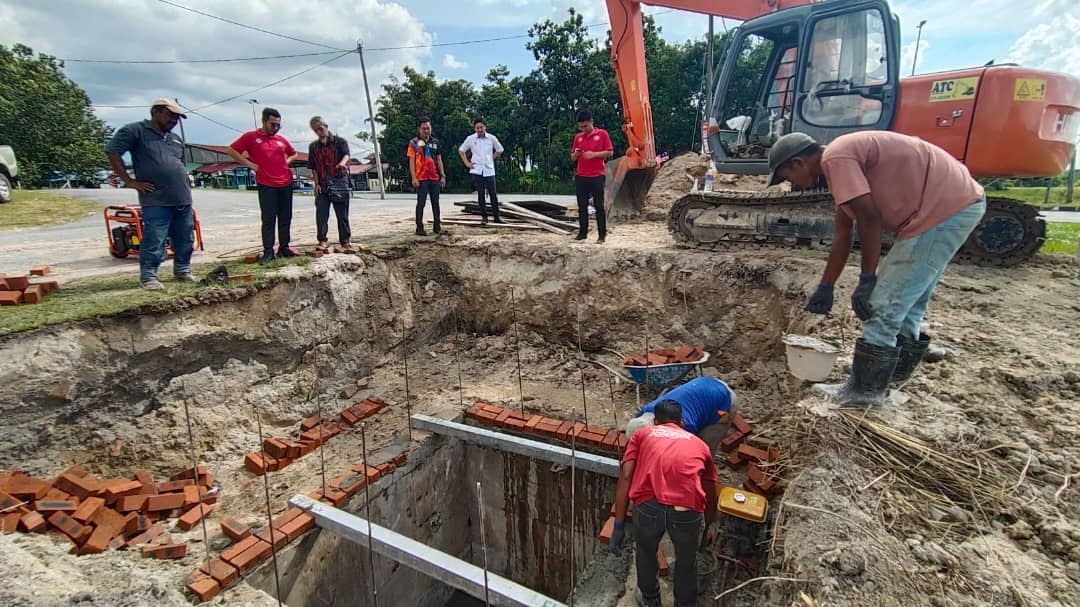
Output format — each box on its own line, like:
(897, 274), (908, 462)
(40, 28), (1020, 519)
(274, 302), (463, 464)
(174, 98), (193, 164)
(357, 41), (386, 199)
(911, 20), (927, 76)
(248, 98), (259, 129)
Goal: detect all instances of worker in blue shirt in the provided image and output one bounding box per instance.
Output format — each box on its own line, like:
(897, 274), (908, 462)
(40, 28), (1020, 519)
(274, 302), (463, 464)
(626, 376), (736, 454)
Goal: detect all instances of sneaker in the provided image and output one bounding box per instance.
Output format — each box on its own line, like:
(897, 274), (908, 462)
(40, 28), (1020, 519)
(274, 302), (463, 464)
(277, 246), (298, 258)
(258, 250), (276, 265)
(140, 278), (165, 291)
(597, 237), (606, 244)
(415, 227), (427, 236)
(174, 273), (198, 283)
(574, 235), (587, 241)
(433, 223), (442, 235)
(634, 587), (661, 607)
(316, 241), (329, 252)
(339, 243), (356, 254)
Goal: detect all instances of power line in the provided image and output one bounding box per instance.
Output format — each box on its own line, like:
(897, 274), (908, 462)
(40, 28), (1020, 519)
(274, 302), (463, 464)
(155, 0), (348, 51)
(63, 50), (343, 65)
(190, 50), (355, 111)
(176, 102), (244, 133)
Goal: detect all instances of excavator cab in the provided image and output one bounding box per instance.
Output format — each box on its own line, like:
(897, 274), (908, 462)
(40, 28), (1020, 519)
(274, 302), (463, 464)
(707, 0), (901, 172)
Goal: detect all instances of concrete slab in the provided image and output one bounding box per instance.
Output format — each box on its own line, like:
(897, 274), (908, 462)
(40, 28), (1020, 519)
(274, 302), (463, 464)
(411, 414), (621, 477)
(289, 494), (567, 607)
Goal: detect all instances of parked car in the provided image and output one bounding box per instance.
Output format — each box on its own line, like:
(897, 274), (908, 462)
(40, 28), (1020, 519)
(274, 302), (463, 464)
(0, 145), (19, 203)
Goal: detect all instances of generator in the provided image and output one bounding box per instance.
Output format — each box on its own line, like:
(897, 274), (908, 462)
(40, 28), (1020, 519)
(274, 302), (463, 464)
(104, 205), (204, 259)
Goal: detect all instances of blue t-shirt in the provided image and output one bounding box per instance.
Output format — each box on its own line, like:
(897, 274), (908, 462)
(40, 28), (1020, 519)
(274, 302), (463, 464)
(637, 376), (733, 434)
(105, 120), (192, 207)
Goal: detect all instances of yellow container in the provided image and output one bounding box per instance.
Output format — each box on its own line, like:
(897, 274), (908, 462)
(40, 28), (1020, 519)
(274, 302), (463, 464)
(717, 485), (768, 523)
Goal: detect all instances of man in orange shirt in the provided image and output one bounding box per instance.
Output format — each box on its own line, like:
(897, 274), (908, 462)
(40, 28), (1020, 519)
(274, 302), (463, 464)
(610, 400), (718, 607)
(769, 131), (985, 406)
(406, 116), (446, 236)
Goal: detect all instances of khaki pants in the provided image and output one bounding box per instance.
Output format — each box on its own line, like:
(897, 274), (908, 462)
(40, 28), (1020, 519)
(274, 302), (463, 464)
(696, 397), (737, 456)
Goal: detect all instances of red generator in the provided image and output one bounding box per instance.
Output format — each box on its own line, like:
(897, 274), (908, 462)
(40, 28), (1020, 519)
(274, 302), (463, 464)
(104, 205), (205, 259)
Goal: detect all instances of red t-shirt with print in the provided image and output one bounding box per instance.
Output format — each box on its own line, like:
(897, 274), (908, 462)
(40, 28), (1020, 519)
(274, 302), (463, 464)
(571, 127), (613, 177)
(230, 130), (297, 187)
(622, 422), (717, 512)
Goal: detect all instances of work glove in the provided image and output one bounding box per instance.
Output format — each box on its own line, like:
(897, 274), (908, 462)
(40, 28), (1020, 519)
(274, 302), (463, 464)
(851, 273), (877, 321)
(804, 283), (834, 315)
(609, 520), (626, 555)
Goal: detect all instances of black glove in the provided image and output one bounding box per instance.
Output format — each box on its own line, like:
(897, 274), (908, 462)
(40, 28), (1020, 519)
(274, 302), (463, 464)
(610, 520), (626, 554)
(804, 283), (834, 315)
(851, 273), (877, 321)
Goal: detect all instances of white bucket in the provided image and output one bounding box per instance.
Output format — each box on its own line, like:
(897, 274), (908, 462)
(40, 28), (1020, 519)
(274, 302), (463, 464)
(782, 334), (841, 381)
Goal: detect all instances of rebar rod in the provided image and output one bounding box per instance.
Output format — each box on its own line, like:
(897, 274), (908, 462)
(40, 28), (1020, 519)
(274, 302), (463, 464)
(253, 401), (284, 607)
(510, 287), (525, 417)
(402, 318), (413, 439)
(454, 308), (464, 408)
(180, 398), (212, 564)
(576, 303), (590, 426)
(568, 418), (577, 607)
(476, 481), (491, 607)
(315, 348), (327, 498)
(361, 423), (380, 607)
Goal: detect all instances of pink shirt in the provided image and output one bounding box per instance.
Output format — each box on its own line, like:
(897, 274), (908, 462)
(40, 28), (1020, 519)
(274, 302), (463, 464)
(622, 423), (717, 512)
(230, 130), (297, 188)
(822, 131), (984, 240)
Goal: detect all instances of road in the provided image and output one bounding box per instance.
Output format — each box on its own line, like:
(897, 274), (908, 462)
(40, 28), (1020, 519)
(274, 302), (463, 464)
(0, 188), (579, 281)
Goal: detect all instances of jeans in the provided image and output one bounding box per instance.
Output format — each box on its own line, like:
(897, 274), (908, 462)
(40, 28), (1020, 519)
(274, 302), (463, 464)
(575, 175), (606, 238)
(315, 191), (351, 244)
(472, 174), (500, 219)
(139, 205), (194, 283)
(634, 498), (704, 607)
(257, 184), (294, 252)
(416, 180), (441, 229)
(862, 198), (986, 348)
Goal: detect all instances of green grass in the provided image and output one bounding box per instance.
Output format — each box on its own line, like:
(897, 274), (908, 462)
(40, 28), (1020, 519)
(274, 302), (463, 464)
(0, 190), (100, 230)
(995, 186), (1074, 207)
(0, 256), (311, 336)
(1042, 222), (1080, 255)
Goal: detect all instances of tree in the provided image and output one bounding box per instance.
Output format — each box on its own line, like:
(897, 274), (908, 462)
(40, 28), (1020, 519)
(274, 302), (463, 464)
(0, 44), (112, 187)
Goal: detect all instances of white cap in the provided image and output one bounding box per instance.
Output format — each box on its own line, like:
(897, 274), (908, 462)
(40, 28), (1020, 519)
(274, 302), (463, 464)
(149, 98), (187, 118)
(626, 412), (655, 439)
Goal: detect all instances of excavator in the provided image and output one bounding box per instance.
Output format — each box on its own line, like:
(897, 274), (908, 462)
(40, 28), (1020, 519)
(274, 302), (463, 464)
(604, 0), (1080, 266)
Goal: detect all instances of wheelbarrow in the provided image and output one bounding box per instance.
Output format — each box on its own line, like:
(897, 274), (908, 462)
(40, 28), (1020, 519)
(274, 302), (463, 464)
(582, 350), (712, 408)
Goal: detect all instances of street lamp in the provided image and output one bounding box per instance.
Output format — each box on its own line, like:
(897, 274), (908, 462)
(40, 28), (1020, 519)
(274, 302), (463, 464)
(247, 99), (259, 129)
(911, 20), (927, 76)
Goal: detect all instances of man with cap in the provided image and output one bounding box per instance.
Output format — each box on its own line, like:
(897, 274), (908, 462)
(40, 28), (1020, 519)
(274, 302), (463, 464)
(767, 131), (985, 405)
(626, 376), (736, 455)
(106, 98), (197, 290)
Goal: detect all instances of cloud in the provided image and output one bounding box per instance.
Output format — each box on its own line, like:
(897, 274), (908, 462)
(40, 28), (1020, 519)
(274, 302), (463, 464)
(1007, 11), (1080, 78)
(900, 39), (930, 76)
(442, 54), (467, 69)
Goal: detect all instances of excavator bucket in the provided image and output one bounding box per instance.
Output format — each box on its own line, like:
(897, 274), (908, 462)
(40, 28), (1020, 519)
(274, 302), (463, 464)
(605, 156), (658, 219)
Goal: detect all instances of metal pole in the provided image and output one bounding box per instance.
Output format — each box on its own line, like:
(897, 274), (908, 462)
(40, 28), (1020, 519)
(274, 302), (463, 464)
(576, 303), (589, 426)
(608, 374), (620, 453)
(315, 349), (327, 498)
(476, 481), (491, 607)
(360, 423), (380, 607)
(248, 99), (259, 129)
(253, 401), (284, 607)
(174, 98), (193, 164)
(358, 42), (386, 200)
(180, 398), (212, 564)
(401, 318), (413, 438)
(1066, 149), (1076, 205)
(454, 308), (464, 409)
(912, 20), (927, 76)
(510, 287), (525, 417)
(706, 17), (715, 124)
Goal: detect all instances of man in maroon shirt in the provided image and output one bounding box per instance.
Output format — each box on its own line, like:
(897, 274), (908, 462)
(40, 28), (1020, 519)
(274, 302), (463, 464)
(570, 109), (613, 244)
(611, 400), (719, 607)
(227, 107), (298, 264)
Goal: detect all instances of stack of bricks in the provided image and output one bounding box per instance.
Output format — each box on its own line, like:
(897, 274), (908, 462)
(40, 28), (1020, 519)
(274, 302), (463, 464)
(186, 448), (408, 602)
(0, 267), (59, 306)
(466, 401), (628, 454)
(0, 464), (214, 558)
(622, 345), (705, 366)
(244, 396), (387, 475)
(719, 412), (784, 496)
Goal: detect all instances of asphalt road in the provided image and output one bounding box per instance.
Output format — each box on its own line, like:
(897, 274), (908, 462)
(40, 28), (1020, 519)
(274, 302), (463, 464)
(0, 187), (578, 281)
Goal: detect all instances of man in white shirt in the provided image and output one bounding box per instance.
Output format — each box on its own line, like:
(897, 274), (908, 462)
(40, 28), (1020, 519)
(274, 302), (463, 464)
(458, 118), (505, 224)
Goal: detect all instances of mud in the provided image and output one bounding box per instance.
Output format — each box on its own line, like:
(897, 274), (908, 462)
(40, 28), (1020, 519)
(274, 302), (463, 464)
(645, 153), (771, 220)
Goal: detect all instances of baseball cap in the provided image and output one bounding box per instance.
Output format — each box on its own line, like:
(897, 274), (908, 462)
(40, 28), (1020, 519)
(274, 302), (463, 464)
(767, 132), (818, 185)
(150, 98), (187, 118)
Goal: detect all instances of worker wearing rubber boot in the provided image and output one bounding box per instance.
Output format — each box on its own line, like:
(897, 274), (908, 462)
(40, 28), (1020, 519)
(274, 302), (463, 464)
(626, 376), (736, 455)
(769, 131), (985, 406)
(611, 400), (718, 607)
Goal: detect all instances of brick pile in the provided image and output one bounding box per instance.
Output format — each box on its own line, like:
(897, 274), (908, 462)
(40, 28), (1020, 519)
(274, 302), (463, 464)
(0, 464), (215, 558)
(0, 266), (59, 306)
(719, 412), (784, 497)
(622, 345), (704, 366)
(466, 401), (628, 453)
(244, 396), (387, 475)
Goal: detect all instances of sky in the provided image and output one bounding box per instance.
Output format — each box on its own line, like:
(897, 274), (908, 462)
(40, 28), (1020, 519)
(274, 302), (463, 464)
(0, 0), (1077, 158)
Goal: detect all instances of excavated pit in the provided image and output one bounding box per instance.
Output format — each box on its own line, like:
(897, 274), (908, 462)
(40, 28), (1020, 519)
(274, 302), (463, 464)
(0, 240), (820, 607)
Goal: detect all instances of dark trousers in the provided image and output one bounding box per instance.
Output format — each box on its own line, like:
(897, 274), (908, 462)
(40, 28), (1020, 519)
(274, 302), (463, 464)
(574, 175), (606, 238)
(257, 184), (293, 252)
(472, 174), (500, 219)
(634, 498), (704, 607)
(416, 180), (441, 229)
(315, 191), (352, 244)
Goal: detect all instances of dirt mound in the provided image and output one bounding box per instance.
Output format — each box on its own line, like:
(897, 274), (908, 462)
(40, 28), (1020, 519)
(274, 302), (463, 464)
(644, 152), (770, 220)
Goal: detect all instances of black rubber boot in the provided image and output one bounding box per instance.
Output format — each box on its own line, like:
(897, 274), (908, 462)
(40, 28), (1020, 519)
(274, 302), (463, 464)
(892, 333), (931, 384)
(813, 338), (899, 407)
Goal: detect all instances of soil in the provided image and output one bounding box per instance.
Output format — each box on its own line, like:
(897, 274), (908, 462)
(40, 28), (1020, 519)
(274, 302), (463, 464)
(644, 152), (771, 220)
(0, 208), (1078, 606)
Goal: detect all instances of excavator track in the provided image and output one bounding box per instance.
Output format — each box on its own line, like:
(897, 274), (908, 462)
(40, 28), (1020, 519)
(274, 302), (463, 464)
(667, 190), (1046, 267)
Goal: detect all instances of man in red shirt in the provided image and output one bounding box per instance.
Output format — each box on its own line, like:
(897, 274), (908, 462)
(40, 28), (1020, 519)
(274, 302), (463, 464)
(406, 116), (446, 236)
(227, 107), (299, 264)
(611, 400), (718, 607)
(570, 110), (613, 244)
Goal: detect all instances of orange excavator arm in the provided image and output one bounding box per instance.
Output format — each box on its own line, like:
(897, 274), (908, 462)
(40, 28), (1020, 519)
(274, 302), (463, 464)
(604, 0), (818, 216)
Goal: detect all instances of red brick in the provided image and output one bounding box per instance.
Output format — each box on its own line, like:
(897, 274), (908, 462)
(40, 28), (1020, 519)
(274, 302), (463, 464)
(200, 558), (240, 589)
(321, 422), (342, 438)
(35, 500), (78, 512)
(183, 485), (203, 508)
(145, 492), (185, 512)
(736, 443), (769, 464)
(243, 253), (260, 264)
(0, 512), (20, 533)
(220, 516), (251, 542)
(47, 512), (90, 544)
(6, 475), (49, 500)
(339, 408), (361, 426)
(725, 451), (744, 469)
(674, 345), (696, 361)
(21, 285), (43, 304)
(366, 395), (386, 406)
(255, 526), (288, 550)
(72, 496), (105, 523)
(504, 415), (528, 431)
(732, 412), (752, 436)
(742, 479), (766, 495)
(391, 452), (407, 467)
(262, 438), (290, 459)
(42, 488), (72, 502)
(124, 514), (152, 538)
(142, 543), (187, 560)
(277, 512), (315, 541)
(268, 456), (293, 472)
(178, 503), (213, 531)
(598, 516), (615, 544)
(533, 418), (561, 436)
(244, 452), (274, 475)
(103, 479), (143, 504)
(746, 463), (766, 486)
(718, 411), (729, 425)
(646, 352), (668, 366)
(330, 471), (366, 497)
(19, 510), (46, 532)
(282, 440), (304, 459)
(133, 470), (158, 494)
(93, 508), (128, 535)
(54, 473), (100, 499)
(187, 575), (221, 602)
(79, 524), (115, 554)
(0, 490), (20, 511)
(600, 429), (621, 451)
(29, 265), (50, 277)
(221, 534), (261, 562)
(616, 433), (629, 450)
(657, 546), (669, 576)
(28, 279), (58, 294)
(58, 465), (89, 479)
(157, 479), (194, 493)
(125, 523), (165, 547)
(375, 462), (394, 475)
(554, 421), (574, 441)
(299, 428), (326, 445)
(118, 494), (149, 512)
(169, 466), (207, 481)
(495, 408), (527, 428)
(0, 291), (21, 305)
(229, 274), (253, 283)
(3, 276), (27, 290)
(720, 430), (747, 452)
(566, 422), (586, 442)
(523, 415), (543, 433)
(767, 445), (781, 462)
(318, 487), (348, 507)
(300, 412), (323, 431)
(225, 537), (272, 574)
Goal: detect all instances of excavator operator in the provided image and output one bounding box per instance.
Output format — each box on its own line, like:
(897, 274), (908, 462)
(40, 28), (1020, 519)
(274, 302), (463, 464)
(768, 131), (986, 406)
